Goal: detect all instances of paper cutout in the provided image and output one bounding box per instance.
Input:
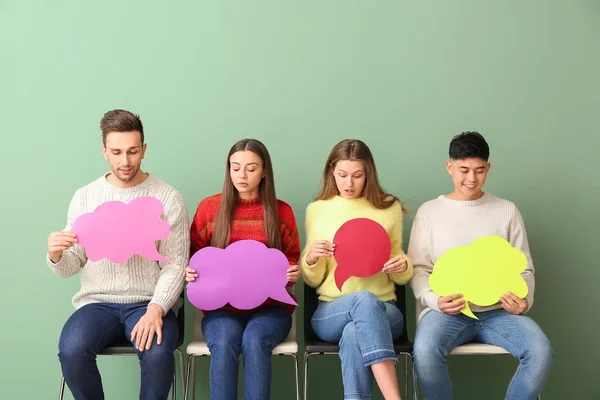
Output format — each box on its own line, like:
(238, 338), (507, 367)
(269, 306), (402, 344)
(71, 196), (170, 263)
(429, 235), (528, 319)
(333, 218), (392, 291)
(186, 240), (297, 310)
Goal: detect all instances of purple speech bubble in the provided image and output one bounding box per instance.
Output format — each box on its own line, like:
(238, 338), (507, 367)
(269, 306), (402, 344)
(186, 240), (298, 310)
(71, 196), (171, 263)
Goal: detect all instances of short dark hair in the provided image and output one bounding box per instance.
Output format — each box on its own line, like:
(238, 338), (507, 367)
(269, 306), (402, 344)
(100, 109), (144, 146)
(449, 131), (489, 161)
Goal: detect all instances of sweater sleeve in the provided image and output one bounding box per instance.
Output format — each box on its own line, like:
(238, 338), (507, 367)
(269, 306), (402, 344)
(278, 202), (301, 288)
(408, 206), (441, 312)
(299, 202), (328, 288)
(508, 204), (535, 312)
(47, 189), (88, 277)
(190, 198), (211, 257)
(149, 189), (190, 314)
(387, 202), (414, 285)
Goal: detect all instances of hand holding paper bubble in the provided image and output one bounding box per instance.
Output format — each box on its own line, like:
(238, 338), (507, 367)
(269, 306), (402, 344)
(71, 196), (171, 263)
(429, 235), (528, 319)
(186, 240), (297, 311)
(333, 218), (392, 291)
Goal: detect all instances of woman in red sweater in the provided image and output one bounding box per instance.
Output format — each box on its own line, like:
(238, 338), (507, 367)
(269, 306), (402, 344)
(186, 138), (301, 400)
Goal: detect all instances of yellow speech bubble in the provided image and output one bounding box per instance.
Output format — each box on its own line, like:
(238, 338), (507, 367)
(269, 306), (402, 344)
(429, 235), (528, 319)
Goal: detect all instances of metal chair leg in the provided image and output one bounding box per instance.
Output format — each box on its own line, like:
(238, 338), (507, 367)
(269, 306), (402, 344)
(175, 349), (185, 391)
(290, 353), (300, 400)
(58, 376), (65, 400)
(172, 367), (176, 400)
(184, 355), (195, 400)
(404, 354), (408, 400)
(303, 352), (311, 400)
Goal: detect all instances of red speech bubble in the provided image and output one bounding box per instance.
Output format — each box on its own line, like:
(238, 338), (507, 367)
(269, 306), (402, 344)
(333, 218), (391, 291)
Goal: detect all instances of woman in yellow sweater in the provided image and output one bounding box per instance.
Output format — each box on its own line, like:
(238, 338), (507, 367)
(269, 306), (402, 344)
(300, 139), (413, 400)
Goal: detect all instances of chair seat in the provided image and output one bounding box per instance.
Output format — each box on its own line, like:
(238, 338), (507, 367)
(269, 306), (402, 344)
(305, 339), (413, 355)
(98, 343), (137, 355)
(187, 339), (298, 356)
(451, 343), (510, 355)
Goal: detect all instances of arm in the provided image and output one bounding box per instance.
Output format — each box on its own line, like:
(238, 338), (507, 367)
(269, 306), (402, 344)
(408, 208), (441, 312)
(190, 198), (211, 257)
(279, 203), (301, 286)
(47, 190), (88, 278)
(299, 203), (328, 288)
(508, 205), (535, 312)
(149, 190), (190, 314)
(386, 202), (414, 285)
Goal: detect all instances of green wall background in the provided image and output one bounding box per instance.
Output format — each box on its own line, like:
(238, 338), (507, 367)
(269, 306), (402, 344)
(1, 1), (598, 399)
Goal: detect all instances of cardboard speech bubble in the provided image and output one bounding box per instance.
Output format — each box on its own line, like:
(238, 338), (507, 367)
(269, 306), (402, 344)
(429, 235), (528, 319)
(71, 196), (170, 263)
(333, 218), (392, 291)
(186, 240), (297, 310)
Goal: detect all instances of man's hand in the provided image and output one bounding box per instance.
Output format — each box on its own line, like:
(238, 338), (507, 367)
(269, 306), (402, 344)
(437, 293), (465, 315)
(131, 304), (164, 351)
(501, 292), (528, 315)
(48, 231), (77, 263)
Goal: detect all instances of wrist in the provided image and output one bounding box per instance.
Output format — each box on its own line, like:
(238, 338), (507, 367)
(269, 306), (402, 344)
(147, 303), (164, 318)
(49, 252), (62, 263)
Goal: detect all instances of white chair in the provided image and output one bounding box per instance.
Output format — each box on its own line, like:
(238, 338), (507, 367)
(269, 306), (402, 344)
(184, 301), (300, 400)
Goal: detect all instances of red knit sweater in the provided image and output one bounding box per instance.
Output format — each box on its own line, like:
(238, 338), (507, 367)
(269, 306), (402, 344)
(190, 194), (300, 313)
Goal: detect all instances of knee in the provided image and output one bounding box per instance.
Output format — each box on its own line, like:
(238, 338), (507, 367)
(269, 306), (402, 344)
(209, 337), (242, 357)
(525, 335), (554, 368)
(58, 332), (92, 362)
(413, 337), (446, 372)
(140, 343), (174, 366)
(353, 290), (383, 310)
(241, 332), (278, 356)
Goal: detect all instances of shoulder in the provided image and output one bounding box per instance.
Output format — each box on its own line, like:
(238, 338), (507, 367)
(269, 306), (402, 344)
(305, 198), (332, 215)
(276, 199), (295, 217)
(485, 193), (518, 214)
(199, 193), (222, 207)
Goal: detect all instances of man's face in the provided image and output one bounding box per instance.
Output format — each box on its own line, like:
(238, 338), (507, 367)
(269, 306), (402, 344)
(102, 131), (146, 187)
(446, 157), (490, 201)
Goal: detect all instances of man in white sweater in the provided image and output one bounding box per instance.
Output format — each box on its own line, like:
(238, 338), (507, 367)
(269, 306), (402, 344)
(46, 109), (190, 400)
(408, 132), (553, 400)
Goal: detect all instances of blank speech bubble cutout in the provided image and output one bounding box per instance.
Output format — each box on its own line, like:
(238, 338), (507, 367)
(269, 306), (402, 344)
(186, 240), (297, 311)
(333, 218), (392, 291)
(71, 196), (170, 263)
(429, 235), (528, 319)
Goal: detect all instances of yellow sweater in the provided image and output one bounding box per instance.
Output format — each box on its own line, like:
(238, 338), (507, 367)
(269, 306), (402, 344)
(300, 196), (413, 301)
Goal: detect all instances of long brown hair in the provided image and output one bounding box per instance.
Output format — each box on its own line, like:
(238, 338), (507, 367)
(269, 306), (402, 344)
(211, 139), (282, 250)
(315, 139), (405, 211)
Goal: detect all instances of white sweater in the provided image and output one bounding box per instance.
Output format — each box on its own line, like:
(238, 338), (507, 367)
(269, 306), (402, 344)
(408, 193), (535, 321)
(47, 173), (190, 314)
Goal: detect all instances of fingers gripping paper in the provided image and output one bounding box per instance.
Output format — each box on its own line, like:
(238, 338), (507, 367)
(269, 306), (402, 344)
(71, 196), (171, 263)
(429, 235), (529, 319)
(186, 240), (298, 311)
(333, 218), (392, 291)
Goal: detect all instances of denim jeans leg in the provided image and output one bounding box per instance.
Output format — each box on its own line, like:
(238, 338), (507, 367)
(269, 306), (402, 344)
(58, 303), (124, 400)
(241, 306), (292, 400)
(476, 310), (553, 400)
(202, 309), (246, 400)
(123, 303), (179, 400)
(413, 311), (476, 400)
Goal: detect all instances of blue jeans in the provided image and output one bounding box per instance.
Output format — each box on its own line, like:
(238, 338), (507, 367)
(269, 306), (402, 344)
(311, 291), (404, 400)
(413, 309), (553, 400)
(202, 305), (292, 400)
(58, 302), (178, 400)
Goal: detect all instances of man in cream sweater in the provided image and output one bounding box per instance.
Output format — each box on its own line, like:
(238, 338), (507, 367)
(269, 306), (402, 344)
(46, 109), (189, 400)
(408, 132), (553, 400)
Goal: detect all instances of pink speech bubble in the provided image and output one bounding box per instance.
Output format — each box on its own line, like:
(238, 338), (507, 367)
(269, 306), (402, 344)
(186, 240), (298, 311)
(333, 218), (392, 291)
(71, 196), (171, 263)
